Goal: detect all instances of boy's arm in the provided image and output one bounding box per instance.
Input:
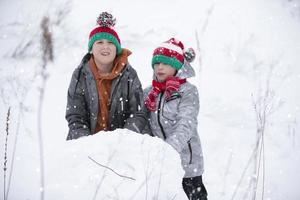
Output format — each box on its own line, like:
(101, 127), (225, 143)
(127, 68), (144, 116)
(65, 67), (91, 140)
(125, 85), (152, 135)
(125, 108), (150, 134)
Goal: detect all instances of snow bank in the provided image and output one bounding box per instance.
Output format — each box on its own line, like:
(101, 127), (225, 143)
(44, 129), (185, 200)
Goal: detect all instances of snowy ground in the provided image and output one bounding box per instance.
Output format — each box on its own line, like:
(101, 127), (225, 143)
(6, 130), (186, 200)
(1, 0), (300, 199)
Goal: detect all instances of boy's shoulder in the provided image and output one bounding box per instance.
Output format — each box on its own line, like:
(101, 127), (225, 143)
(122, 63), (138, 77)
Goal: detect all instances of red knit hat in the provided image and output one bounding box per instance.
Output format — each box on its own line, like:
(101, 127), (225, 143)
(88, 12), (122, 55)
(152, 38), (196, 70)
(152, 38), (185, 70)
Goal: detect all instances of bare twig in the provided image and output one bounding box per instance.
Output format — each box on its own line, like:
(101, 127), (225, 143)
(255, 130), (265, 200)
(36, 16), (54, 200)
(201, 5), (215, 35)
(250, 93), (267, 200)
(195, 4), (214, 72)
(11, 39), (35, 59)
(53, 1), (72, 26)
(6, 104), (22, 199)
(3, 107), (11, 200)
(129, 170), (155, 200)
(37, 80), (46, 200)
(92, 150), (116, 200)
(288, 118), (297, 148)
(230, 144), (259, 200)
(170, 194), (177, 200)
(88, 156), (135, 181)
(129, 158), (155, 199)
(247, 63), (281, 200)
(194, 5), (214, 97)
(41, 17), (54, 64)
(195, 30), (202, 71)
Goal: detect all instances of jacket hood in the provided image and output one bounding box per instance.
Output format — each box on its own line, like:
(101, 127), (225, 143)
(175, 60), (195, 79)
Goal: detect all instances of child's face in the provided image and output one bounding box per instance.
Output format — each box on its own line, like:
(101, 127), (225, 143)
(154, 63), (177, 82)
(92, 39), (117, 66)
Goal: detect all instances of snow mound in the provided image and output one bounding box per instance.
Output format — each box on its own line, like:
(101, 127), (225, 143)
(47, 129), (185, 200)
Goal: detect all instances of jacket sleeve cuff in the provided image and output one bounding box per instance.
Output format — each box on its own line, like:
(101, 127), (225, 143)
(66, 129), (90, 140)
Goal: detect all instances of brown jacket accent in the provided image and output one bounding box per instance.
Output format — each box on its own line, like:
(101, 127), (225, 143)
(89, 49), (131, 133)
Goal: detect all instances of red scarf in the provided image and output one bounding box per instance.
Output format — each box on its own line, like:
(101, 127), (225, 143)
(145, 77), (186, 112)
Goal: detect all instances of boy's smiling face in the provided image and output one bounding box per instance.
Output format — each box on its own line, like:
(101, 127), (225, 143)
(154, 62), (176, 82)
(92, 39), (117, 66)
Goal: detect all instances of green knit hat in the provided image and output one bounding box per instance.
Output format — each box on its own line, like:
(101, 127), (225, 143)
(151, 38), (185, 70)
(88, 12), (122, 55)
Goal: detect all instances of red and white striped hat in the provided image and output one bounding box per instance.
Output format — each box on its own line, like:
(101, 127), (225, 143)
(152, 38), (185, 70)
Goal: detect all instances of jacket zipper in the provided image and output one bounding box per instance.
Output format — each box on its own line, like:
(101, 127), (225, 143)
(157, 93), (167, 140)
(188, 140), (193, 164)
(107, 70), (124, 128)
(108, 72), (123, 110)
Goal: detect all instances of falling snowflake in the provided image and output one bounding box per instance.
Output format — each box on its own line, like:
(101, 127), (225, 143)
(197, 187), (201, 192)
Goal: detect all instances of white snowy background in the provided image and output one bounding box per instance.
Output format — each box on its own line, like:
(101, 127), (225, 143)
(1, 0), (300, 199)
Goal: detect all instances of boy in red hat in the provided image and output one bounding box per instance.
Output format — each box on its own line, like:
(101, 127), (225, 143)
(66, 12), (143, 140)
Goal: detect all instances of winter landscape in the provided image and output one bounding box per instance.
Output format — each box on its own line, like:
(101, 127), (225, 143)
(1, 0), (300, 199)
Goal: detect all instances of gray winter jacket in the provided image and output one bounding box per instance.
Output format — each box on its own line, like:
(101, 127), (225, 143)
(66, 53), (143, 140)
(126, 61), (204, 178)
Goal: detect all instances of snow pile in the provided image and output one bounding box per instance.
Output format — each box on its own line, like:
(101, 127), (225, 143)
(43, 130), (185, 200)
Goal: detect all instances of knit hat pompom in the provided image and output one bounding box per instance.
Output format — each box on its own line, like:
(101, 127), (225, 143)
(96, 12), (116, 28)
(183, 48), (196, 63)
(88, 12), (122, 54)
(152, 38), (195, 70)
